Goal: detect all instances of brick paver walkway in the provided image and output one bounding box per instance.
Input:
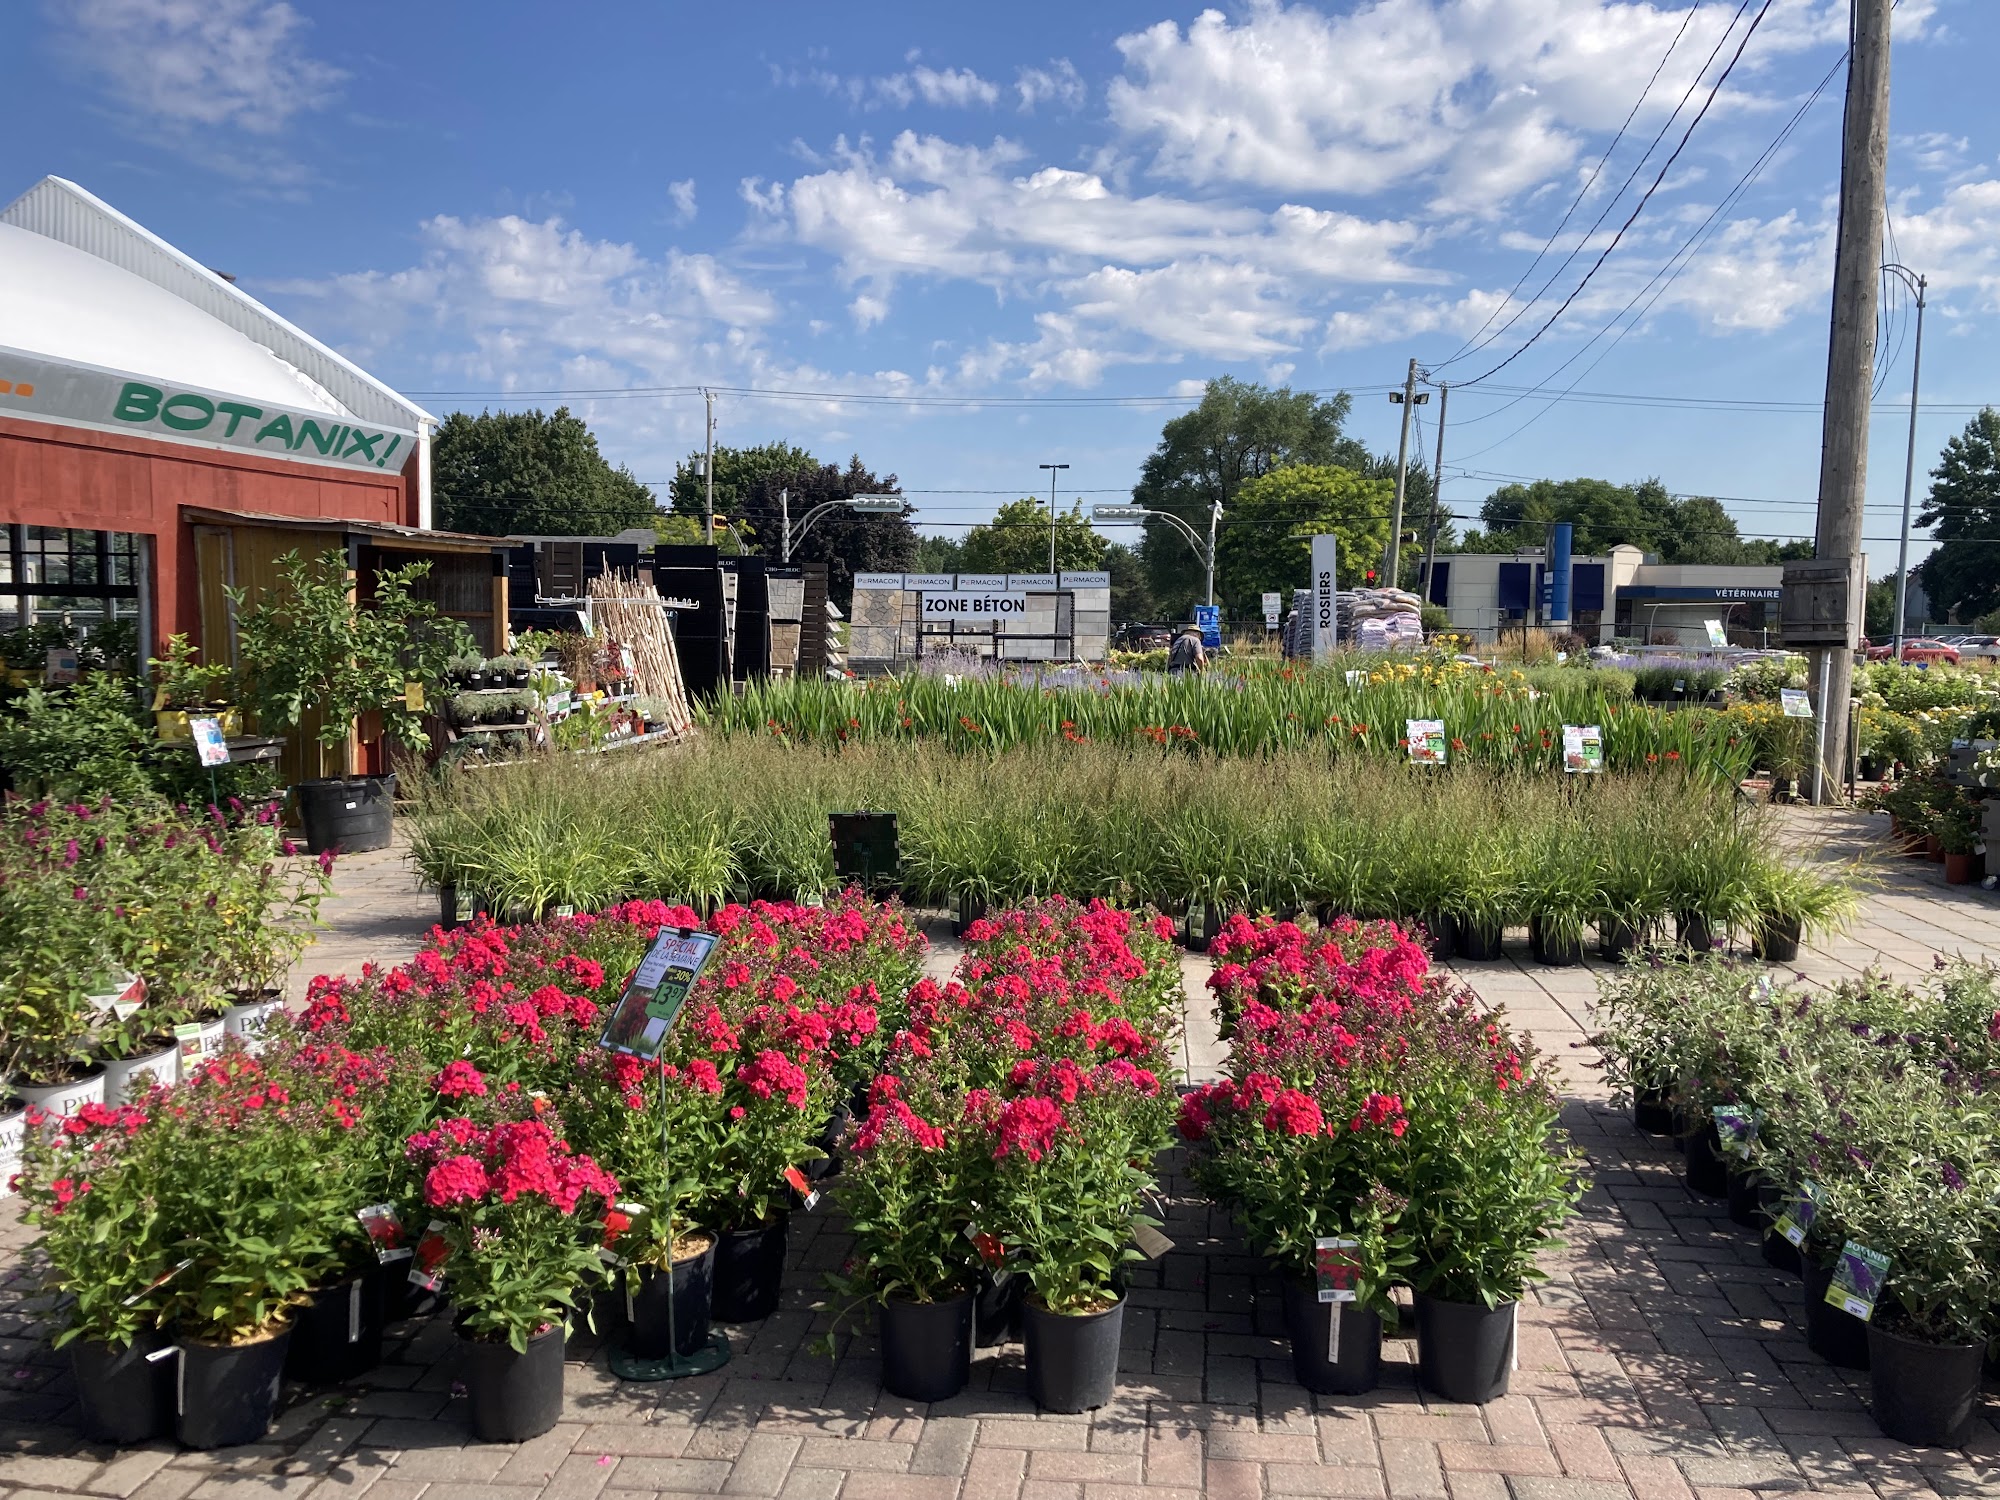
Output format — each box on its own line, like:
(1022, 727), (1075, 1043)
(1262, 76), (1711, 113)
(2, 807), (1994, 1499)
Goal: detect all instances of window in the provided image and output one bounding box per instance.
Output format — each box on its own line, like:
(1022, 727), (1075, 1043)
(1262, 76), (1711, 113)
(2, 526), (144, 630)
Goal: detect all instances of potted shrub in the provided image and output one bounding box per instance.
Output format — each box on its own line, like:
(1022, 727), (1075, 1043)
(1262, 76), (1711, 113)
(1745, 859), (1857, 963)
(826, 1072), (989, 1401)
(1934, 791), (1982, 885)
(489, 654), (532, 689)
(1401, 1005), (1584, 1404)
(980, 1059), (1173, 1412)
(1522, 823), (1593, 967)
(0, 896), (113, 1119)
(404, 1104), (619, 1442)
(230, 550), (464, 855)
(149, 634), (241, 741)
(15, 1097), (176, 1444)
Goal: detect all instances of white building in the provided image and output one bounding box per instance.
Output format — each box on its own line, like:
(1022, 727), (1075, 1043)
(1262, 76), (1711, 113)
(1428, 545), (1786, 646)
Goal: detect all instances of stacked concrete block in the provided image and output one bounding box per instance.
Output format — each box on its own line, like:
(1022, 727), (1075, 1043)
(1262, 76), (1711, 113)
(1062, 571), (1111, 661)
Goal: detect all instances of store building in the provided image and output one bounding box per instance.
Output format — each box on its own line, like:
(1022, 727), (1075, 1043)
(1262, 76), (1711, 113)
(0, 176), (511, 679)
(1426, 544), (1787, 646)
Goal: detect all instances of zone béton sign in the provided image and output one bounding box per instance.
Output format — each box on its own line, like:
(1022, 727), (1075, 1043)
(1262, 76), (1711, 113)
(0, 347), (417, 474)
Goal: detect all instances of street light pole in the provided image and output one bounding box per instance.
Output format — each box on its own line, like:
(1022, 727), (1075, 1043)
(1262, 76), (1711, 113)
(779, 488), (790, 564)
(1039, 463), (1070, 573)
(1091, 503), (1216, 607)
(703, 388), (715, 548)
(1205, 498), (1220, 608)
(1884, 264), (1927, 661)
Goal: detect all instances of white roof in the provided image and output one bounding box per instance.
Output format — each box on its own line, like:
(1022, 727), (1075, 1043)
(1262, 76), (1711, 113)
(0, 176), (430, 432)
(0, 223), (351, 416)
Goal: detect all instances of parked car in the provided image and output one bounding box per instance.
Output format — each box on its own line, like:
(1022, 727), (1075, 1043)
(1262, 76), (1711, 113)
(1950, 634), (2000, 659)
(1864, 638), (1960, 664)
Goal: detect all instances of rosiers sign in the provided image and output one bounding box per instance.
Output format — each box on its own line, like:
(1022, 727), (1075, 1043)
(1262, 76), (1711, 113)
(0, 347), (416, 473)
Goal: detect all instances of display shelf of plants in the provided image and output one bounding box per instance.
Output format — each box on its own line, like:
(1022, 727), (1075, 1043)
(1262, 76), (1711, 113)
(403, 736), (1857, 966)
(1590, 958), (2000, 1449)
(10, 888), (1586, 1450)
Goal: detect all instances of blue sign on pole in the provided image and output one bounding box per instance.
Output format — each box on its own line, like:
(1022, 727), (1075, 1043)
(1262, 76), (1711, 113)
(1193, 605), (1221, 649)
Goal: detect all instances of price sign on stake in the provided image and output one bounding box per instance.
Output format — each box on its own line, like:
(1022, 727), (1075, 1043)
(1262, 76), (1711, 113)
(1781, 688), (1815, 720)
(1406, 719), (1447, 766)
(1562, 725), (1603, 774)
(597, 929), (719, 1061)
(1826, 1240), (1890, 1322)
(189, 716), (229, 768)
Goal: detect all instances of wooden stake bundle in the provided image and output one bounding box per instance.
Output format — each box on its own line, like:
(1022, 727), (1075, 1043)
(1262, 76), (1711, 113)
(588, 570), (694, 738)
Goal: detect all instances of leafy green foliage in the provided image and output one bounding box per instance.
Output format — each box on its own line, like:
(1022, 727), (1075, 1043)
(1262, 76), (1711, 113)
(1215, 464), (1391, 609)
(433, 407), (657, 536)
(1916, 408), (2000, 622)
(959, 498), (1107, 575)
(1460, 476), (1812, 565)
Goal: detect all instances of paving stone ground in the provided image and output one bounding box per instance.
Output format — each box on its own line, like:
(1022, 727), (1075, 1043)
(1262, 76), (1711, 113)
(2, 805), (1996, 1499)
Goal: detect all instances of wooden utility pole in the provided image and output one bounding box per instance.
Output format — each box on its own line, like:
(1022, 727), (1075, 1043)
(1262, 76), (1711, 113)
(1812, 0), (1893, 800)
(1384, 358), (1422, 586)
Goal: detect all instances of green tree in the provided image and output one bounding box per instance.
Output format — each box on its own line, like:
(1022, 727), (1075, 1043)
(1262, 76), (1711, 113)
(1865, 574), (1898, 639)
(1460, 477), (1807, 566)
(1132, 377), (1368, 614)
(668, 443), (917, 607)
(1105, 542), (1160, 625)
(959, 499), (1108, 575)
(912, 534), (966, 573)
(432, 408), (657, 535)
(1214, 465), (1392, 615)
(1916, 409), (2000, 622)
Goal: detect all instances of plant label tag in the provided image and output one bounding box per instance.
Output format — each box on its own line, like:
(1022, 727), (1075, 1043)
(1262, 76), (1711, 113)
(403, 681), (425, 712)
(349, 1279), (364, 1344)
(1781, 689), (1814, 719)
(1561, 725), (1603, 774)
(124, 1257), (194, 1307)
(1326, 1300), (1342, 1363)
(782, 1165), (821, 1211)
(1130, 1221), (1174, 1260)
(1344, 670), (1363, 686)
(408, 1220), (452, 1291)
(598, 1246), (629, 1270)
(1314, 1237), (1360, 1304)
(357, 1203), (412, 1263)
(1406, 719), (1447, 766)
(1711, 1104), (1757, 1160)
(190, 716), (230, 767)
(1775, 1182), (1820, 1248)
(965, 1224), (1006, 1267)
(1826, 1240), (1889, 1322)
(1673, 679), (1685, 694)
(598, 928), (719, 1060)
(172, 1022), (211, 1067)
(87, 972), (146, 1016)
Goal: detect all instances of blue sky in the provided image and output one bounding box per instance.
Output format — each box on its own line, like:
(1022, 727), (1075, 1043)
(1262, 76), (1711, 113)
(5, 0), (1998, 567)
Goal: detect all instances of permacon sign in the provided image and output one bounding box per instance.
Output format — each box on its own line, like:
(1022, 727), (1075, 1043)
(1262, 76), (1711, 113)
(0, 347), (417, 473)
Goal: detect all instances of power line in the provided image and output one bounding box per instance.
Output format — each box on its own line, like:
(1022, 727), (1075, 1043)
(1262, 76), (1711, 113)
(1456, 0), (1779, 389)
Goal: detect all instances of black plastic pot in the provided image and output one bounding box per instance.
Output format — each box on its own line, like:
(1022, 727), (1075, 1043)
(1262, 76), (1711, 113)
(293, 775), (396, 856)
(1868, 1323), (1985, 1448)
(1756, 1179), (1802, 1275)
(953, 892), (987, 938)
(880, 1290), (975, 1402)
(1597, 918), (1647, 963)
(1675, 911), (1717, 955)
(1750, 916), (1802, 964)
(808, 1105), (851, 1182)
(1725, 1166), (1764, 1229)
(828, 811), (899, 895)
(1421, 911), (1459, 961)
(1455, 918), (1504, 961)
(285, 1267), (385, 1384)
(177, 1326), (293, 1449)
(711, 1218), (788, 1324)
(974, 1270), (1024, 1348)
(628, 1242), (715, 1358)
(1022, 1295), (1125, 1413)
(1803, 1258), (1872, 1370)
(1632, 1083), (1676, 1136)
(1414, 1292), (1515, 1405)
(1182, 904), (1228, 954)
(461, 1321), (564, 1443)
(1281, 1280), (1382, 1396)
(71, 1329), (172, 1445)
(1683, 1121), (1730, 1199)
(1530, 917), (1582, 967)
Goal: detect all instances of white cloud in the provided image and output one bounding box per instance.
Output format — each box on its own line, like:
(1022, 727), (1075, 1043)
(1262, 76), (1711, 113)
(1104, 0), (1933, 214)
(668, 179), (698, 225)
(54, 0), (344, 134)
(1016, 59), (1086, 112)
(909, 65), (1000, 108)
(850, 293), (890, 330)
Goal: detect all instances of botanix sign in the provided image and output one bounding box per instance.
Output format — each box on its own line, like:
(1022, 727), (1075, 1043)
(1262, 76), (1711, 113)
(0, 347), (417, 473)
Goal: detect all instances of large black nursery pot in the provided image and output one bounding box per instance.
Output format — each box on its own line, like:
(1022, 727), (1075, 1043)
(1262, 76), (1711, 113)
(1281, 1280), (1383, 1396)
(460, 1321), (565, 1443)
(880, 1290), (975, 1402)
(1725, 1166), (1764, 1229)
(1597, 918), (1647, 963)
(711, 1217), (788, 1324)
(1750, 916), (1802, 964)
(1421, 911), (1459, 961)
(1414, 1292), (1515, 1405)
(1867, 1323), (1986, 1448)
(1454, 918), (1505, 961)
(828, 811), (899, 895)
(1756, 1180), (1802, 1276)
(1632, 1082), (1676, 1136)
(1802, 1258), (1871, 1370)
(1675, 911), (1718, 955)
(1183, 903), (1228, 954)
(974, 1269), (1024, 1348)
(294, 774), (395, 856)
(71, 1328), (173, 1445)
(1529, 917), (1582, 968)
(285, 1266), (386, 1385)
(953, 891), (987, 939)
(1683, 1121), (1730, 1199)
(627, 1241), (715, 1358)
(176, 1325), (293, 1450)
(1023, 1295), (1125, 1413)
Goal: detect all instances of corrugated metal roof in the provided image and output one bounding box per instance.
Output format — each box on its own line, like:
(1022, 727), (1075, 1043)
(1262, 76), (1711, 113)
(181, 505), (510, 549)
(0, 176), (432, 435)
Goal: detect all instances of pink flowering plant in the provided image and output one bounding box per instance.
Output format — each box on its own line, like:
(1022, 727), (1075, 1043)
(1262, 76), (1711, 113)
(13, 1098), (171, 1348)
(405, 1096), (620, 1350)
(565, 1048), (727, 1269)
